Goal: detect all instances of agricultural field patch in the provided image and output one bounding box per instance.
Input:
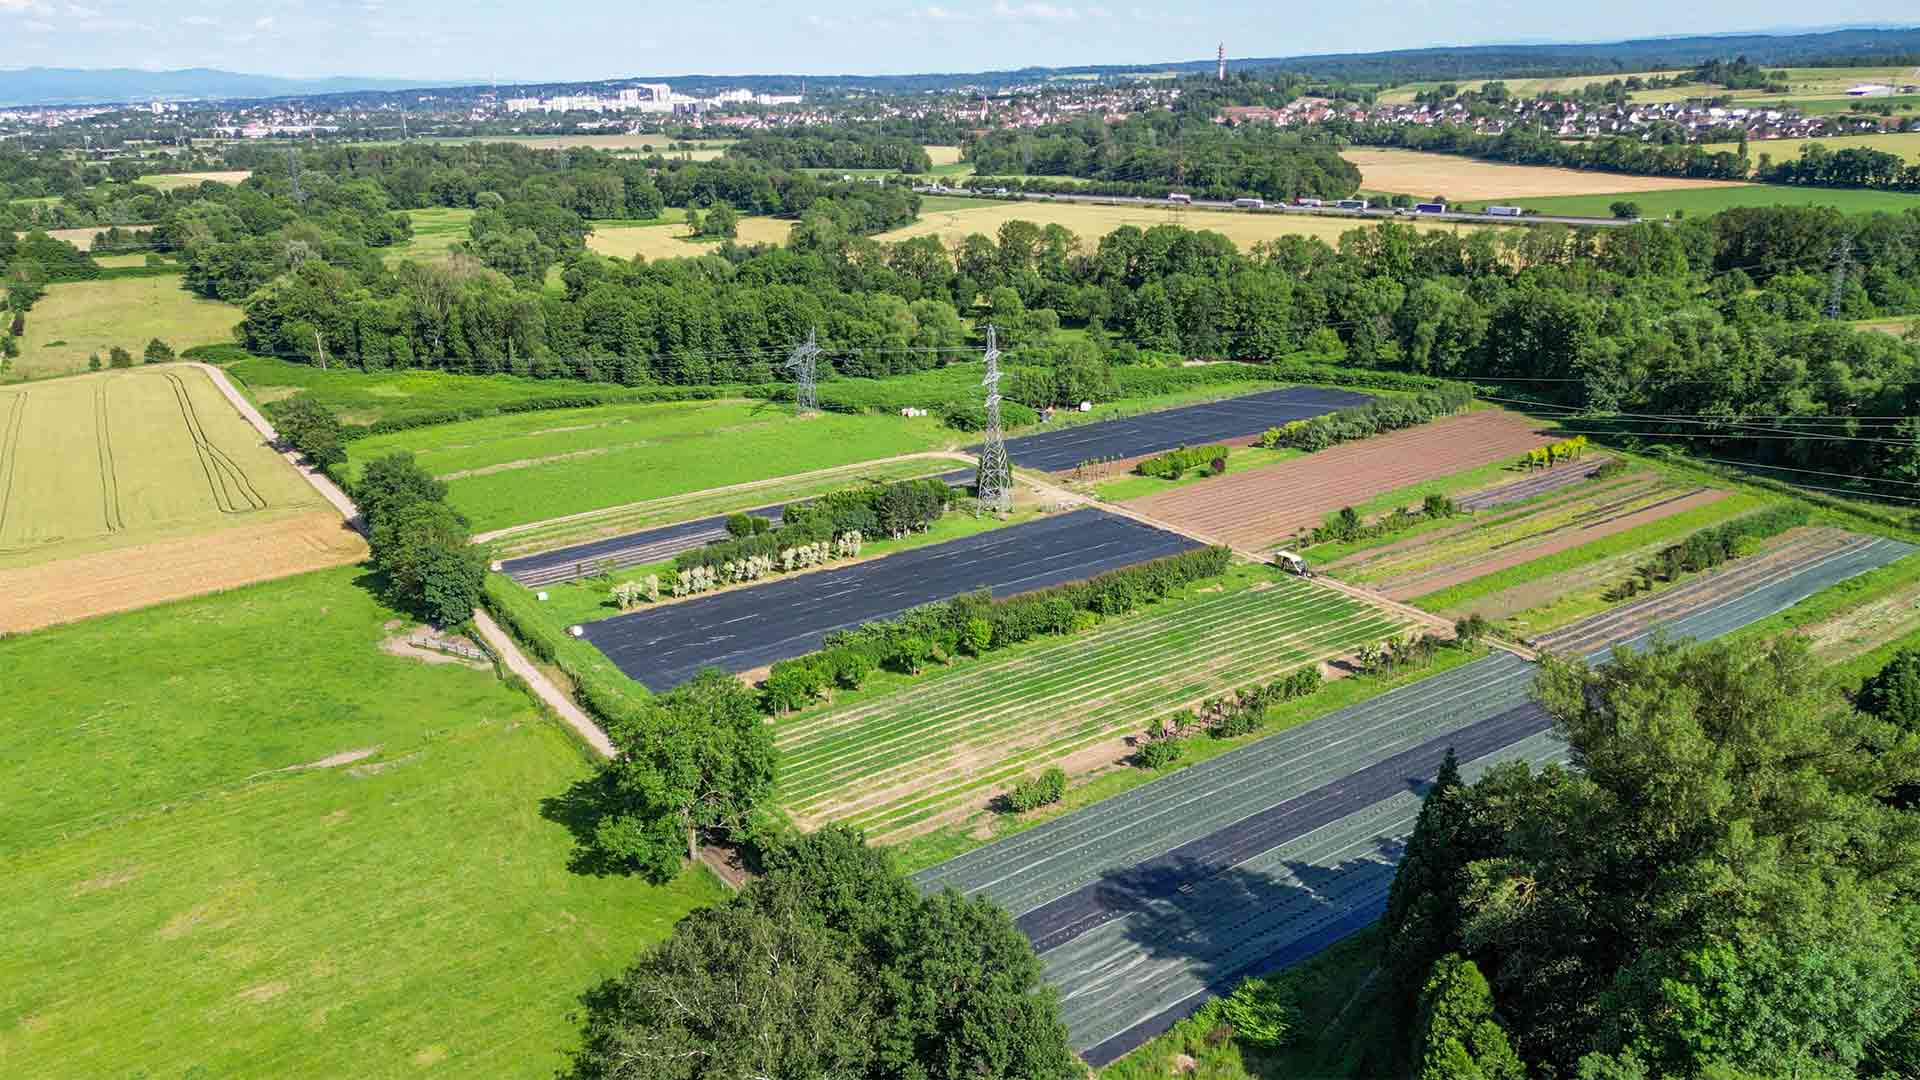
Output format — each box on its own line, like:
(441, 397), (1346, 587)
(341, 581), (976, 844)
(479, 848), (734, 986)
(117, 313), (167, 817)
(1340, 147), (1750, 201)
(1129, 410), (1557, 551)
(132, 169), (252, 190)
(225, 355), (683, 428)
(385, 206), (474, 263)
(27, 223), (152, 252)
(1705, 130), (1920, 164)
(1854, 315), (1919, 337)
(7, 275), (242, 381)
(1001, 385), (1372, 472)
(1329, 472), (1730, 601)
(584, 214), (790, 259)
(873, 198), (1489, 251)
(345, 398), (955, 531)
(924, 144), (964, 166)
(1469, 183), (1920, 218)
(0, 566), (725, 1076)
(0, 368), (358, 628)
(582, 508), (1201, 690)
(775, 573), (1401, 843)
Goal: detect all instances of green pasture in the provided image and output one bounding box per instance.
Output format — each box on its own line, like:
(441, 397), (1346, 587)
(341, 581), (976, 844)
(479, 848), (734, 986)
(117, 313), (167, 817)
(225, 355), (692, 427)
(345, 398), (957, 532)
(776, 570), (1402, 843)
(385, 207), (474, 263)
(0, 566), (725, 1076)
(8, 275), (242, 382)
(1466, 184), (1920, 218)
(1704, 130), (1920, 164)
(1785, 95), (1920, 115)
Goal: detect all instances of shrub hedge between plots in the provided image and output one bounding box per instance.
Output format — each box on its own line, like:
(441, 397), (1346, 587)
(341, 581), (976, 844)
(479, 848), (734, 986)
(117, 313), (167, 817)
(677, 479), (952, 575)
(482, 574), (654, 727)
(1257, 385), (1473, 453)
(1610, 503), (1813, 599)
(1137, 444), (1232, 479)
(1004, 767), (1067, 813)
(760, 545), (1233, 714)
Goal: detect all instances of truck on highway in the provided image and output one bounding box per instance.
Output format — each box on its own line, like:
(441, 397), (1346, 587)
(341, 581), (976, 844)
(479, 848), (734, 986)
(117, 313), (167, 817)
(1295, 197), (1323, 207)
(1414, 201), (1447, 214)
(1232, 197), (1265, 209)
(1166, 192), (1192, 204)
(1485, 205), (1525, 217)
(1335, 198), (1369, 211)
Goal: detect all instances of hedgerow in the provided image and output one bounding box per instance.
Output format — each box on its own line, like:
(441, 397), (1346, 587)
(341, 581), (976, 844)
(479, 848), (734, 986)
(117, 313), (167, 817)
(1137, 444), (1231, 479)
(760, 545), (1234, 713)
(1610, 503), (1812, 598)
(672, 479), (951, 596)
(1258, 385), (1474, 453)
(1004, 767), (1067, 812)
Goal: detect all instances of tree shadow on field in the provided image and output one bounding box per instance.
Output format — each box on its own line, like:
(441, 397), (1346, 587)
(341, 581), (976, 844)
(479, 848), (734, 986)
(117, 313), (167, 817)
(1061, 838), (1408, 1064)
(539, 776), (632, 878)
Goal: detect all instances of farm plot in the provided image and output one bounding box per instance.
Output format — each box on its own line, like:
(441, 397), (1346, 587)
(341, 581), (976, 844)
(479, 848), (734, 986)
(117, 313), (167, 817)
(875, 199), (1486, 252)
(0, 368), (361, 630)
(1340, 147), (1749, 201)
(996, 386), (1372, 472)
(585, 215), (790, 260)
(8, 274), (243, 381)
(1454, 458), (1607, 510)
(1331, 473), (1729, 601)
(582, 508), (1200, 691)
(776, 576), (1401, 841)
(1129, 410), (1556, 550)
(920, 527), (1914, 1062)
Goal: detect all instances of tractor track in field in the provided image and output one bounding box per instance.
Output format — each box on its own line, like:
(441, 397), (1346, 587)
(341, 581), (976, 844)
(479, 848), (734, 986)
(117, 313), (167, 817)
(93, 384), (125, 532)
(165, 369), (268, 515)
(0, 391), (25, 538)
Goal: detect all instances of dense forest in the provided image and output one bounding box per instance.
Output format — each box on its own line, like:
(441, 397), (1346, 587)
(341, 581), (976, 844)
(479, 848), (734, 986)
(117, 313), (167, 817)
(966, 116), (1363, 201)
(724, 129), (935, 173)
(1373, 638), (1920, 1078)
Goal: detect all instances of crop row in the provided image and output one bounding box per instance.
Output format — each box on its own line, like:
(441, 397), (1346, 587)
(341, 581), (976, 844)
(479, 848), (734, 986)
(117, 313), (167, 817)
(833, 607), (1401, 839)
(1343, 476), (1683, 586)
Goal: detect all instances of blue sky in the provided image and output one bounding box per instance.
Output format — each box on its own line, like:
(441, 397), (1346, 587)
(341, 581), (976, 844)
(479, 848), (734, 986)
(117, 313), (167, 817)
(1, 1), (1915, 82)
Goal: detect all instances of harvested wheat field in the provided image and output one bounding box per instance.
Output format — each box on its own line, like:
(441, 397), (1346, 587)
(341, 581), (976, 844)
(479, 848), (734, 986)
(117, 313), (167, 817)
(878, 198), (1484, 251)
(586, 216), (791, 260)
(134, 170), (252, 190)
(0, 510), (365, 632)
(32, 224), (153, 252)
(1129, 410), (1557, 550)
(1342, 148), (1751, 201)
(0, 368), (361, 627)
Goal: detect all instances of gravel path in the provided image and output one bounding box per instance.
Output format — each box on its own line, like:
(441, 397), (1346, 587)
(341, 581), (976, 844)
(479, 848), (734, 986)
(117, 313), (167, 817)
(470, 609), (616, 759)
(188, 362), (364, 531)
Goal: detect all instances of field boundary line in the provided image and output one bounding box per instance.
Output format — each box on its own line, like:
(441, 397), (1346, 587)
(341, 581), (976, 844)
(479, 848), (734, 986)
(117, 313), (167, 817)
(470, 608), (616, 759)
(473, 450), (977, 545)
(186, 362), (364, 531)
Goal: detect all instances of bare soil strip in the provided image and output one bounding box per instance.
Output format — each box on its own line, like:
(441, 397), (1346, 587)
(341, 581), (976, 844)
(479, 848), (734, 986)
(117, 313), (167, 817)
(1130, 411), (1556, 550)
(0, 511), (367, 633)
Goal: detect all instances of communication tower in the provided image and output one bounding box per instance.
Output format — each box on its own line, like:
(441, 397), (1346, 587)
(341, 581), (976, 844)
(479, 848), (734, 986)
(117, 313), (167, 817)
(976, 325), (1013, 514)
(785, 328), (821, 415)
(1217, 43), (1226, 82)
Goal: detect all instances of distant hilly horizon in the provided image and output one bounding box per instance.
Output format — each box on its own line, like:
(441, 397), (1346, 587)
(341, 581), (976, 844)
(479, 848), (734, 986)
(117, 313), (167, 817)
(3, 23), (1919, 108)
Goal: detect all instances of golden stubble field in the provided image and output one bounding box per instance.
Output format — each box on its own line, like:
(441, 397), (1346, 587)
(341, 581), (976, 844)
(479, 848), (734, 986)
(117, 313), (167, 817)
(1341, 148), (1752, 201)
(0, 368), (365, 630)
(586, 216), (792, 259)
(874, 198), (1488, 249)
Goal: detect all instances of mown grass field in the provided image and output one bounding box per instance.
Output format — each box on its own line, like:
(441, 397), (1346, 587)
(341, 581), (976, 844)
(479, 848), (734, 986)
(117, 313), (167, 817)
(775, 570), (1403, 843)
(0, 567), (725, 1076)
(226, 355), (689, 427)
(1341, 147), (1748, 201)
(386, 207), (475, 263)
(1705, 130), (1920, 165)
(876, 198), (1488, 250)
(345, 398), (956, 531)
(133, 170), (252, 190)
(1468, 183), (1920, 218)
(9, 275), (242, 381)
(585, 214), (789, 260)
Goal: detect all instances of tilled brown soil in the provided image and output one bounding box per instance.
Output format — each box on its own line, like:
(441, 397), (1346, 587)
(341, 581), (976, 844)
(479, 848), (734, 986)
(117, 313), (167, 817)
(1128, 411), (1557, 550)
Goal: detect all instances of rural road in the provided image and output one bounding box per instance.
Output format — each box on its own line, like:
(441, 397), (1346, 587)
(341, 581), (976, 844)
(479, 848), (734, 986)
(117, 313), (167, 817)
(922, 188), (1639, 229)
(470, 609), (617, 759)
(189, 362), (365, 531)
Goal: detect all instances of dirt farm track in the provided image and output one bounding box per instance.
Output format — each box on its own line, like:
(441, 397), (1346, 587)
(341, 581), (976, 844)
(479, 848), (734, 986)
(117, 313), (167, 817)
(1129, 410), (1557, 550)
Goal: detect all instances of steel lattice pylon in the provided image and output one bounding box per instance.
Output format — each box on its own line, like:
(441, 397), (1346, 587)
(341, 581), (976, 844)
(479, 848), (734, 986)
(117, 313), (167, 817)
(785, 328), (821, 415)
(976, 324), (1013, 514)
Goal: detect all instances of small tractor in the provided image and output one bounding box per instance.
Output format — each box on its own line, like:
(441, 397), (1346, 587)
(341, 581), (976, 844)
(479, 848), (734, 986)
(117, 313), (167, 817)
(1273, 551), (1313, 578)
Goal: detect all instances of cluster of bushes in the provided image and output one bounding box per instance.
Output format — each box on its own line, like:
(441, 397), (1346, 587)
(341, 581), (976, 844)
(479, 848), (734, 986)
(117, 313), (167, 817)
(1591, 457), (1632, 481)
(1357, 632), (1449, 677)
(1610, 504), (1812, 599)
(357, 452), (488, 628)
(1259, 388), (1473, 453)
(936, 398), (1039, 432)
(1137, 444), (1230, 480)
(1309, 493), (1459, 546)
(1003, 767), (1068, 813)
(269, 394), (348, 476)
(760, 546), (1234, 714)
(1519, 435), (1590, 470)
(677, 479), (950, 582)
(1135, 665), (1326, 769)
